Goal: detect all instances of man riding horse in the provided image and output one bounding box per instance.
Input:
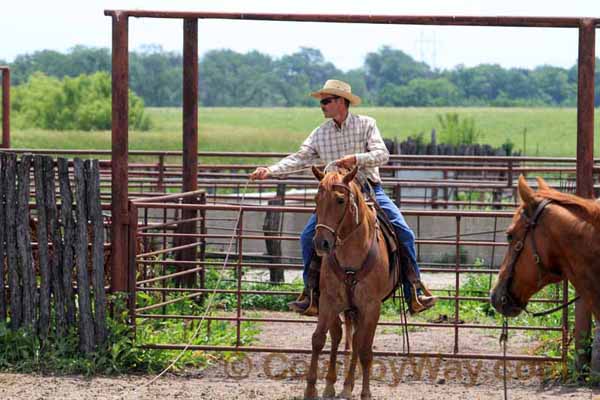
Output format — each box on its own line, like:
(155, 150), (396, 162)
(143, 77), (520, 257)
(251, 79), (437, 315)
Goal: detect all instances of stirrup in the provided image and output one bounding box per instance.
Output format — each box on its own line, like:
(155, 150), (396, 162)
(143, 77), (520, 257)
(415, 280), (434, 297)
(408, 284), (424, 315)
(288, 289), (319, 317)
(302, 289), (319, 317)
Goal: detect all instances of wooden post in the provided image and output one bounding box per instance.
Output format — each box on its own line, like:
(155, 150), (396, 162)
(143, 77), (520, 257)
(16, 155), (35, 328)
(264, 184), (286, 283)
(58, 158), (76, 326)
(86, 160), (107, 346)
(44, 156), (67, 334)
(4, 153), (20, 329)
(73, 158), (95, 353)
(33, 155), (51, 339)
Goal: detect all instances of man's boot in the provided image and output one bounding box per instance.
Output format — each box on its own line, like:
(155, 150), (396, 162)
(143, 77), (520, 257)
(409, 281), (437, 315)
(288, 255), (321, 316)
(399, 250), (437, 315)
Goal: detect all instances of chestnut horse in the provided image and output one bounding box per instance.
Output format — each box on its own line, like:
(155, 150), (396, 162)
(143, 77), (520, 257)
(304, 166), (397, 400)
(491, 175), (600, 320)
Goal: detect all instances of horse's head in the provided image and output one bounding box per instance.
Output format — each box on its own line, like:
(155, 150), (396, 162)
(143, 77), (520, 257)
(311, 165), (363, 255)
(490, 175), (563, 317)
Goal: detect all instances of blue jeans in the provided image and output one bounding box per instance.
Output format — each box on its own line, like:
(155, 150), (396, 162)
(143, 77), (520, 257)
(300, 183), (421, 301)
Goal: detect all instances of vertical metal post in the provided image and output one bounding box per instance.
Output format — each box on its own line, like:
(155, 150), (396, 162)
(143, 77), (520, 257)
(236, 210), (243, 347)
(128, 202), (138, 334)
(1, 67), (9, 148)
(111, 12), (129, 292)
(199, 192), (207, 295)
(157, 153), (165, 192)
(178, 18), (199, 286)
(454, 216), (460, 354)
(562, 279), (570, 377)
(574, 18), (595, 372)
(183, 18), (198, 194)
(507, 159), (513, 189)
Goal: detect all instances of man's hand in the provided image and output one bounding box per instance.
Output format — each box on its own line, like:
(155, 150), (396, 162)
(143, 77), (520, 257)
(250, 167), (271, 180)
(335, 155), (357, 170)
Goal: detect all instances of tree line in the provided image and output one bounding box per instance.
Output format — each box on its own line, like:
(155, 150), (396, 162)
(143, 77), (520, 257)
(2, 44), (599, 107)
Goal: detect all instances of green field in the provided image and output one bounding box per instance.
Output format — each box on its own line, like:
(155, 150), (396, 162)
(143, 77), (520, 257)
(10, 107), (600, 157)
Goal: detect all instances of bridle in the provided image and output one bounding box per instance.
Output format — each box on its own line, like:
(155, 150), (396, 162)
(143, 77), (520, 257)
(315, 182), (363, 248)
(500, 198), (575, 316)
(500, 198), (552, 310)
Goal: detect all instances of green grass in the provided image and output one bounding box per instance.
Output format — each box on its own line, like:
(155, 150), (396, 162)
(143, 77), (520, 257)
(9, 107), (600, 158)
(0, 291), (260, 375)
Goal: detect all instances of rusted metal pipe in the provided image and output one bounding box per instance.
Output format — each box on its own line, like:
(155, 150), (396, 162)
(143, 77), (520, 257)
(574, 18), (596, 373)
(137, 313), (562, 333)
(182, 18), (198, 195)
(142, 344), (561, 363)
(110, 12), (129, 293)
(175, 19), (199, 287)
(0, 67), (9, 148)
(104, 10), (598, 28)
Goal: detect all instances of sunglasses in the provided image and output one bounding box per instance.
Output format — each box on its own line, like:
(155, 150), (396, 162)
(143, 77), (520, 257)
(320, 96), (339, 106)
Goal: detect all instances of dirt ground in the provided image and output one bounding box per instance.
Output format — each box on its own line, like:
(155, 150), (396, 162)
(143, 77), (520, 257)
(1, 311), (598, 400)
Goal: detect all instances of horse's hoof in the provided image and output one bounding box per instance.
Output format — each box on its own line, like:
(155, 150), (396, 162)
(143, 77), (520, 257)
(322, 384), (336, 398)
(304, 386), (318, 400)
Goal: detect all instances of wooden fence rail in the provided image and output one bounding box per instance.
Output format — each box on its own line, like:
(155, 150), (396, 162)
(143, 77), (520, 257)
(0, 153), (107, 353)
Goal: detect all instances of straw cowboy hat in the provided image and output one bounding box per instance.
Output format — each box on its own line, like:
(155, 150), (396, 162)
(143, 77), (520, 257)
(310, 79), (362, 106)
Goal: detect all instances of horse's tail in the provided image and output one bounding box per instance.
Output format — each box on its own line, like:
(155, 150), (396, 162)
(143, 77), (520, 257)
(343, 311), (353, 352)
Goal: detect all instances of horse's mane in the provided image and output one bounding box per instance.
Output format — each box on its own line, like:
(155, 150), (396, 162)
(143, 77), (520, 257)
(536, 188), (600, 230)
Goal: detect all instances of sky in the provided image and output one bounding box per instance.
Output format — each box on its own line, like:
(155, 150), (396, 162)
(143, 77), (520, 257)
(2, 0), (600, 71)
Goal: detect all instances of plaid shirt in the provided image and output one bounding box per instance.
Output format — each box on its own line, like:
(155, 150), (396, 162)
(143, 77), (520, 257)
(268, 113), (389, 183)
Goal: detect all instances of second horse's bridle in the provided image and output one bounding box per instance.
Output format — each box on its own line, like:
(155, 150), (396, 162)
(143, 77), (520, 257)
(500, 198), (574, 316)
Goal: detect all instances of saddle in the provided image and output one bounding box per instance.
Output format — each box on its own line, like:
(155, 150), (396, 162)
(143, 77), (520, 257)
(373, 204), (406, 302)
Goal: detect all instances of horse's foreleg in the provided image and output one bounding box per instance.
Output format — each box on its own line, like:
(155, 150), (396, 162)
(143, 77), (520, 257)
(323, 316), (343, 398)
(305, 311), (331, 400)
(340, 320), (359, 399)
(357, 315), (379, 400)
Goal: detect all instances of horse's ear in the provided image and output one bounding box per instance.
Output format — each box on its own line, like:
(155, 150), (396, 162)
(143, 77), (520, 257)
(342, 165), (359, 185)
(312, 165), (324, 181)
(518, 175), (536, 206)
(536, 176), (550, 191)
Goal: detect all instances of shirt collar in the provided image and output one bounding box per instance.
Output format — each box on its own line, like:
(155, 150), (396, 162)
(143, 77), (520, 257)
(330, 112), (354, 132)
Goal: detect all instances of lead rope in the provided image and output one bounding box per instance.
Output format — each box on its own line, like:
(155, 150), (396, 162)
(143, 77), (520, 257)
(267, 160), (338, 178)
(500, 318), (509, 400)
